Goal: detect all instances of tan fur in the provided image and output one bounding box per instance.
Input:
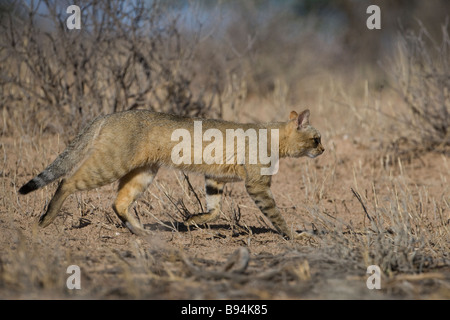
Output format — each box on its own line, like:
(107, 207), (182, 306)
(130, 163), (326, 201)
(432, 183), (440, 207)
(20, 109), (324, 239)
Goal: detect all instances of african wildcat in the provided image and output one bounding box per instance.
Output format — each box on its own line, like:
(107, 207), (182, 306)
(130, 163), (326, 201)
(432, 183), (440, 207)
(19, 109), (324, 239)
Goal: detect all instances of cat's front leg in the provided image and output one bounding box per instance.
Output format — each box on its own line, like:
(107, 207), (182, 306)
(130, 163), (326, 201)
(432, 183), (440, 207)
(244, 177), (294, 239)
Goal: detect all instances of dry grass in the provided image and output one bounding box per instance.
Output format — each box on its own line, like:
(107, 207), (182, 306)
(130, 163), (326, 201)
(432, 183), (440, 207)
(1, 89), (449, 299)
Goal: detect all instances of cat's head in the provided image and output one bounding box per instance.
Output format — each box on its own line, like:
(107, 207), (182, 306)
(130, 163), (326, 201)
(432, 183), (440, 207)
(284, 109), (324, 158)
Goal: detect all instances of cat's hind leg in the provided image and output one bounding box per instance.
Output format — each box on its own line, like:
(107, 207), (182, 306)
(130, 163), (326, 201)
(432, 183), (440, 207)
(113, 165), (159, 235)
(185, 175), (225, 225)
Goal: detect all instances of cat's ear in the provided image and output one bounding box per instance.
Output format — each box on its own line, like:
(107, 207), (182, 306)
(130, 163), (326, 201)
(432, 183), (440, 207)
(296, 109), (310, 129)
(289, 111), (298, 120)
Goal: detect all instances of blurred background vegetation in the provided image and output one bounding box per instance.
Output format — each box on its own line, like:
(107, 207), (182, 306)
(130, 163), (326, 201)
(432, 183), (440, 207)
(0, 0), (448, 153)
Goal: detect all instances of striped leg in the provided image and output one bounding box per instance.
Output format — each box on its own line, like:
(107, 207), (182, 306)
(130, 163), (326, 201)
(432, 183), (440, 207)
(245, 178), (293, 239)
(185, 176), (225, 225)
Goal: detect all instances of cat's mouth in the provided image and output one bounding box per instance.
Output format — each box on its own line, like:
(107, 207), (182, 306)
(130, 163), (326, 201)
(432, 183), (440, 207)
(307, 149), (325, 158)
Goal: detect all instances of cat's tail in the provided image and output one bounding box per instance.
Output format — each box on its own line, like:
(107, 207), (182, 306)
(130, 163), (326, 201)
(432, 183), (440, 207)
(18, 148), (75, 194)
(19, 116), (105, 195)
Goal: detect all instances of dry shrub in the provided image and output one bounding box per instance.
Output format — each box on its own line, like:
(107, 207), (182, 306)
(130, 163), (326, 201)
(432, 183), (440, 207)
(385, 20), (450, 156)
(0, 0), (246, 137)
(308, 180), (449, 275)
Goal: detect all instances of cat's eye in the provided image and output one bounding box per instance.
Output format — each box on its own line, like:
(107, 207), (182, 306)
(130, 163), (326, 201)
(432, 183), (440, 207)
(313, 137), (321, 145)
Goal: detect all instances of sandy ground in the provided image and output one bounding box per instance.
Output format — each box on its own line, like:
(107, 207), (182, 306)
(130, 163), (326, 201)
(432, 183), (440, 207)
(0, 131), (449, 299)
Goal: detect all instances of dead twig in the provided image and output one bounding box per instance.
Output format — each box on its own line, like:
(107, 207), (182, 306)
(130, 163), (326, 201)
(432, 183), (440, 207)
(351, 188), (374, 223)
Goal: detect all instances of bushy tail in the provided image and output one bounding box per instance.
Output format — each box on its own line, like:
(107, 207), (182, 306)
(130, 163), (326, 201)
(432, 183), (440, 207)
(18, 148), (73, 194)
(19, 116), (105, 195)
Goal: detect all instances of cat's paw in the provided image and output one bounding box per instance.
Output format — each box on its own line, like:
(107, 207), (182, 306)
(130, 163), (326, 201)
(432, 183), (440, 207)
(185, 212), (218, 225)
